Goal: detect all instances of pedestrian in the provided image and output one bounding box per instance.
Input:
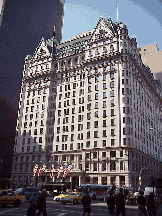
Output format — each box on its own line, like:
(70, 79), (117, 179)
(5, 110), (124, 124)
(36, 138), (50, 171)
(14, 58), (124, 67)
(81, 191), (92, 216)
(146, 192), (156, 216)
(115, 188), (126, 216)
(107, 191), (115, 216)
(137, 191), (146, 216)
(37, 191), (47, 216)
(26, 192), (37, 216)
(160, 193), (162, 213)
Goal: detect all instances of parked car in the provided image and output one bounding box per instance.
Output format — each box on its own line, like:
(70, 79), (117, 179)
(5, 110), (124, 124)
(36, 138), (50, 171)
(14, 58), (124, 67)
(15, 187), (39, 200)
(53, 192), (70, 202)
(0, 190), (25, 207)
(61, 192), (85, 204)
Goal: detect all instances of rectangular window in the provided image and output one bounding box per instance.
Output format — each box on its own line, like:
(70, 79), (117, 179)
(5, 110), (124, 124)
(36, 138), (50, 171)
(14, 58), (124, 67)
(110, 81), (114, 88)
(103, 74), (106, 81)
(103, 120), (106, 127)
(95, 93), (98, 100)
(120, 161), (123, 170)
(95, 77), (99, 83)
(110, 90), (114, 97)
(95, 111), (98, 118)
(111, 129), (115, 136)
(111, 139), (115, 146)
(95, 84), (99, 91)
(93, 163), (97, 171)
(103, 101), (106, 108)
(94, 141), (97, 148)
(111, 109), (114, 116)
(94, 121), (98, 128)
(120, 151), (123, 157)
(111, 119), (115, 126)
(94, 131), (98, 138)
(103, 130), (106, 137)
(103, 92), (107, 99)
(88, 86), (92, 92)
(87, 131), (90, 139)
(88, 77), (91, 84)
(103, 110), (106, 118)
(95, 102), (98, 109)
(103, 140), (106, 147)
(103, 83), (107, 89)
(110, 162), (116, 171)
(87, 122), (90, 129)
(110, 72), (114, 79)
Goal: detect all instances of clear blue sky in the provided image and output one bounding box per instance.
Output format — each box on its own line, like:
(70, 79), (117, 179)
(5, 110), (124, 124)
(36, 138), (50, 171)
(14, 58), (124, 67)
(62, 0), (162, 50)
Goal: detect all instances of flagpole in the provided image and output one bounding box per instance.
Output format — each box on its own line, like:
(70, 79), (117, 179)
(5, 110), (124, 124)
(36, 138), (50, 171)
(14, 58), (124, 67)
(116, 1), (119, 21)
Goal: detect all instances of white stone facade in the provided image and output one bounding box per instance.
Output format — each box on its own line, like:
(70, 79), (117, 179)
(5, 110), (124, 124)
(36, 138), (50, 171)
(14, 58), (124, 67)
(11, 18), (162, 191)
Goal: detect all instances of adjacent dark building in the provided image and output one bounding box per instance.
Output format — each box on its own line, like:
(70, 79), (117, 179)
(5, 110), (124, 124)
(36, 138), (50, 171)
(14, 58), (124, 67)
(0, 0), (64, 180)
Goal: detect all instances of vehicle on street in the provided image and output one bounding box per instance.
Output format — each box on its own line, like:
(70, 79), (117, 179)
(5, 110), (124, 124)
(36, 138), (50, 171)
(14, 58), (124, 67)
(52, 191), (60, 198)
(0, 190), (25, 207)
(53, 192), (70, 202)
(144, 187), (157, 198)
(134, 191), (139, 197)
(78, 184), (111, 200)
(101, 192), (110, 201)
(15, 187), (39, 200)
(61, 192), (85, 204)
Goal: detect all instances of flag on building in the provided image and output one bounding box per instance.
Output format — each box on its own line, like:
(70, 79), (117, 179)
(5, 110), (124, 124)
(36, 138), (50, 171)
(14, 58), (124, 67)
(33, 164), (39, 177)
(38, 164), (47, 177)
(63, 164), (72, 178)
(50, 164), (55, 178)
(57, 165), (64, 179)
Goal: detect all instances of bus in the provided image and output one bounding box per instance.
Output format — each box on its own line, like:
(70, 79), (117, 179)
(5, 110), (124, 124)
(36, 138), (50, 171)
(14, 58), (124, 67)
(78, 184), (112, 200)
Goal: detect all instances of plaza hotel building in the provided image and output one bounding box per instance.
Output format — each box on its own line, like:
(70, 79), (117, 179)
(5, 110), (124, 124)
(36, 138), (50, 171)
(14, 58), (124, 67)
(11, 18), (162, 190)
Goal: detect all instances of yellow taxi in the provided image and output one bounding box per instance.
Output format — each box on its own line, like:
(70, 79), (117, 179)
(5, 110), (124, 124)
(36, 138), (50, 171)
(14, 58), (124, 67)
(0, 190), (25, 207)
(53, 192), (71, 202)
(61, 192), (85, 204)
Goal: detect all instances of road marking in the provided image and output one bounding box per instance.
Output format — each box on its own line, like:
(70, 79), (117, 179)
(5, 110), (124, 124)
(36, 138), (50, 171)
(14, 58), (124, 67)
(58, 213), (66, 216)
(0, 208), (19, 215)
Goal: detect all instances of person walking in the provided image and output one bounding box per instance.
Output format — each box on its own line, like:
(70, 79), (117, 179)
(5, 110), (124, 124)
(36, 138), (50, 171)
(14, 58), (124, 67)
(26, 192), (37, 216)
(137, 191), (146, 216)
(107, 191), (115, 216)
(37, 191), (47, 216)
(115, 188), (126, 216)
(146, 192), (156, 216)
(81, 191), (92, 216)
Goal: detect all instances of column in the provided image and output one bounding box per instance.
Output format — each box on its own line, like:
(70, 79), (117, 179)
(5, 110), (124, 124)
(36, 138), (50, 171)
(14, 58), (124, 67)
(107, 176), (111, 185)
(76, 154), (79, 169)
(90, 176), (93, 184)
(116, 175), (120, 187)
(98, 176), (101, 185)
(82, 151), (85, 171)
(98, 151), (102, 172)
(70, 177), (72, 190)
(125, 175), (129, 187)
(79, 176), (81, 186)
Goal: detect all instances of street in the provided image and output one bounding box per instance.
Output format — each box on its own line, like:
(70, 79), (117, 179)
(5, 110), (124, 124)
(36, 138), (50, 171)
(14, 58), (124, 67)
(0, 197), (162, 216)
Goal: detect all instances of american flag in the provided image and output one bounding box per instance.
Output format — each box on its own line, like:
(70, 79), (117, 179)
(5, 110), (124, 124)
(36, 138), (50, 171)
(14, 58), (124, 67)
(57, 165), (64, 179)
(50, 164), (55, 178)
(63, 164), (72, 178)
(38, 164), (47, 177)
(33, 164), (39, 177)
